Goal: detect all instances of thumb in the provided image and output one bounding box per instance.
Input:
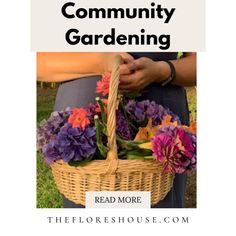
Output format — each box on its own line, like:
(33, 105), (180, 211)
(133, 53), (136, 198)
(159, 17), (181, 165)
(129, 58), (145, 71)
(119, 52), (134, 64)
(123, 56), (134, 65)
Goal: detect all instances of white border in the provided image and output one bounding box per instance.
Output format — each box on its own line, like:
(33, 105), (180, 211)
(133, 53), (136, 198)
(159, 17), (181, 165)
(1, 0), (236, 235)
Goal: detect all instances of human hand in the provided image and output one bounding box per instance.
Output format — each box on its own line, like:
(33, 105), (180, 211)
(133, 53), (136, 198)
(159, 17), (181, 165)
(119, 55), (135, 76)
(119, 57), (163, 93)
(104, 52), (134, 75)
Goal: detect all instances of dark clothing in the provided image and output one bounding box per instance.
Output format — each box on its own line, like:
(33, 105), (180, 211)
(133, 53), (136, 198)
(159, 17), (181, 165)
(54, 52), (189, 208)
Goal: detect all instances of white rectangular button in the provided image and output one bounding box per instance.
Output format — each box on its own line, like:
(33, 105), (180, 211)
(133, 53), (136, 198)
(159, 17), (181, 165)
(86, 191), (150, 208)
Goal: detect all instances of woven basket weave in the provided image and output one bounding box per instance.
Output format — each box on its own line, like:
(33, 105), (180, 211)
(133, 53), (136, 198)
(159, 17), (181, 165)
(51, 55), (174, 206)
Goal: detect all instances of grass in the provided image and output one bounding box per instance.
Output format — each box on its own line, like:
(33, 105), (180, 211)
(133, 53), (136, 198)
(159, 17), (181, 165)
(37, 152), (63, 208)
(37, 85), (58, 123)
(37, 85), (196, 208)
(185, 87), (197, 208)
(37, 86), (63, 208)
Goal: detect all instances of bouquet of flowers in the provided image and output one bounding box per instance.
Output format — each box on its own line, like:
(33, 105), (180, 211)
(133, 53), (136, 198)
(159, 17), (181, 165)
(38, 73), (196, 174)
(37, 56), (196, 205)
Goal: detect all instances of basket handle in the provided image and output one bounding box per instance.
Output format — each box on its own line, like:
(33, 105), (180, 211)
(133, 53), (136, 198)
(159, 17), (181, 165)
(106, 55), (122, 165)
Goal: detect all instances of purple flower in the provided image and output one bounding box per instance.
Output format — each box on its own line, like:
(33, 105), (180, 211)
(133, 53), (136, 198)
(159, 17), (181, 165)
(86, 103), (99, 119)
(57, 123), (96, 162)
(125, 100), (148, 122)
(116, 111), (134, 140)
(146, 101), (180, 126)
(37, 108), (71, 150)
(185, 133), (196, 171)
(125, 100), (180, 126)
(42, 139), (61, 165)
(152, 125), (196, 174)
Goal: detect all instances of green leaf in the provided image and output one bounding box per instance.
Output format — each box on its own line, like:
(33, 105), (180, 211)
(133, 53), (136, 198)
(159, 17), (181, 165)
(126, 154), (154, 160)
(126, 149), (152, 157)
(95, 116), (108, 157)
(137, 116), (148, 127)
(68, 155), (94, 167)
(118, 150), (127, 157)
(177, 52), (183, 59)
(127, 155), (144, 160)
(143, 156), (155, 160)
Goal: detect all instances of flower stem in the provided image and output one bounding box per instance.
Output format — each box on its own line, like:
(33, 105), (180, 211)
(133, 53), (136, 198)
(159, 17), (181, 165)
(116, 136), (145, 149)
(126, 155), (154, 160)
(119, 95), (128, 121)
(94, 115), (108, 157)
(96, 97), (106, 124)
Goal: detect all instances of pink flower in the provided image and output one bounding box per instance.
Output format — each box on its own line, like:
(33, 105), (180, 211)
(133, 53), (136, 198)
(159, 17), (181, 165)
(151, 125), (196, 174)
(68, 108), (90, 129)
(152, 133), (177, 173)
(175, 128), (195, 158)
(96, 73), (110, 96)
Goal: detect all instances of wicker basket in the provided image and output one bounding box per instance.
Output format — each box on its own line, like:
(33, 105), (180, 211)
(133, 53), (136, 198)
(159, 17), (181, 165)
(51, 55), (174, 206)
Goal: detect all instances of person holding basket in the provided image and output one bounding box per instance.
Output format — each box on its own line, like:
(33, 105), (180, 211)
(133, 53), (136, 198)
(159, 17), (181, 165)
(37, 52), (196, 208)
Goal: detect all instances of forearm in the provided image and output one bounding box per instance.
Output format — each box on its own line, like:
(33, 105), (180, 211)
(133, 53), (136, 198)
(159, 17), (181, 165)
(37, 52), (109, 82)
(155, 53), (196, 87)
(38, 72), (102, 82)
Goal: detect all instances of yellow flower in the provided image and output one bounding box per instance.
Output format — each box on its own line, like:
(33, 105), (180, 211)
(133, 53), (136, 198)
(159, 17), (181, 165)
(138, 142), (152, 150)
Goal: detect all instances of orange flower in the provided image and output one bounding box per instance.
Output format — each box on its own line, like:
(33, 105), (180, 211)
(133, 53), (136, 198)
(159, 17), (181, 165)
(183, 122), (196, 135)
(161, 114), (178, 126)
(134, 118), (158, 141)
(134, 115), (179, 142)
(96, 73), (110, 96)
(68, 108), (90, 129)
